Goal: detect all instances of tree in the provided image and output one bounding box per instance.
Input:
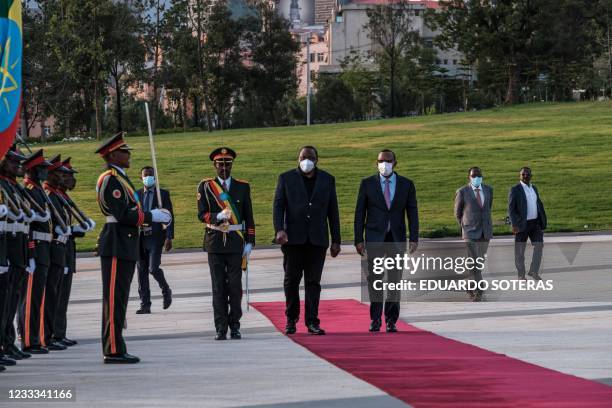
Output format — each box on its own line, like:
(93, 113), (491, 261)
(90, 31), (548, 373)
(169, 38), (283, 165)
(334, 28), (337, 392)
(365, 1), (420, 117)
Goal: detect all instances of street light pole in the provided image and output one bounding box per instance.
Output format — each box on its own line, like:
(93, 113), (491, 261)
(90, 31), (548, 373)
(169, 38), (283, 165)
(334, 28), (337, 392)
(306, 34), (311, 126)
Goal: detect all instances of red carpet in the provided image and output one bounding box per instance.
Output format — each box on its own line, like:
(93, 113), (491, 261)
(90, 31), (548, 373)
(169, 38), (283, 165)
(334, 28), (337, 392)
(252, 299), (612, 407)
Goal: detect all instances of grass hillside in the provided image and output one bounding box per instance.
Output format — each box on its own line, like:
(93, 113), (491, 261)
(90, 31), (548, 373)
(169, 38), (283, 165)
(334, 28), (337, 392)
(37, 101), (612, 251)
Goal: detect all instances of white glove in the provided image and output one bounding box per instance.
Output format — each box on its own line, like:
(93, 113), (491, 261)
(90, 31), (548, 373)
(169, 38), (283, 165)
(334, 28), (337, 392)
(0, 265), (8, 274)
(151, 208), (172, 224)
(7, 209), (23, 221)
(31, 210), (50, 223)
(22, 211), (34, 223)
(216, 208), (232, 221)
(55, 225), (71, 236)
(72, 224), (87, 234)
(0, 204), (7, 218)
(26, 258), (35, 274)
(63, 267), (69, 275)
(86, 218), (96, 231)
(242, 243), (253, 257)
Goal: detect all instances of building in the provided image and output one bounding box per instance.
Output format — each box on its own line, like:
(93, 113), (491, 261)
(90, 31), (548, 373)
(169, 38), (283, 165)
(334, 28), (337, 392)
(293, 28), (329, 97)
(323, 0), (469, 80)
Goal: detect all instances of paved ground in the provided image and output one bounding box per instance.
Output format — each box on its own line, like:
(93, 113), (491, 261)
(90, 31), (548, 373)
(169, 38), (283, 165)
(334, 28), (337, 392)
(1, 233), (611, 407)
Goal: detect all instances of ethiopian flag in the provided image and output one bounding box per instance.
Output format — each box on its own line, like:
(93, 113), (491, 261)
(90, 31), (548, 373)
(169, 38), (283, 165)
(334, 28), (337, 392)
(0, 0), (21, 158)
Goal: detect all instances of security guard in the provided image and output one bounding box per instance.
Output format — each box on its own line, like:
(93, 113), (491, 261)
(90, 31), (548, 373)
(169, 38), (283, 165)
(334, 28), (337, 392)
(197, 147), (255, 340)
(95, 132), (171, 364)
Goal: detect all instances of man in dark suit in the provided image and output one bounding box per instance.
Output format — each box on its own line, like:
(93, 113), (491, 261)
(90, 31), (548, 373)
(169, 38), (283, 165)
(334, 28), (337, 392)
(136, 166), (174, 314)
(198, 147), (255, 341)
(95, 132), (172, 363)
(354, 149), (418, 333)
(454, 167), (493, 301)
(508, 167), (547, 280)
(273, 146), (341, 335)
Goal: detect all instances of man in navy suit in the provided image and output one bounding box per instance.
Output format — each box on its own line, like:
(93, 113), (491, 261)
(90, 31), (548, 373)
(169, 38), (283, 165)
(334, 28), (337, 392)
(136, 166), (174, 314)
(273, 146), (341, 336)
(354, 149), (419, 333)
(508, 167), (547, 280)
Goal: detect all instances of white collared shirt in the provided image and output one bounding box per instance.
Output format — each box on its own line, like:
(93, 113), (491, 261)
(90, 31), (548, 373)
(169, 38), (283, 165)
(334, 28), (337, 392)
(520, 181), (538, 220)
(110, 164), (126, 176)
(217, 176), (231, 191)
(470, 184), (485, 206)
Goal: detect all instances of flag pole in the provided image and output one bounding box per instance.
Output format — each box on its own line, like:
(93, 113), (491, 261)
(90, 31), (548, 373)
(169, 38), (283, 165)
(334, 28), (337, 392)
(144, 102), (163, 208)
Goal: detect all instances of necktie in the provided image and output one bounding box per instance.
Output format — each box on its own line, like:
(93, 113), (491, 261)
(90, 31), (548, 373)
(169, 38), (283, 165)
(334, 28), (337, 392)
(475, 188), (483, 208)
(384, 179), (391, 209)
(222, 180), (228, 192)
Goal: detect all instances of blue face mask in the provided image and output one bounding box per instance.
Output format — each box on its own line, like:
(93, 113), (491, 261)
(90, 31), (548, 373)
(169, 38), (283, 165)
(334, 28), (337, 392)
(143, 176), (155, 188)
(470, 176), (482, 188)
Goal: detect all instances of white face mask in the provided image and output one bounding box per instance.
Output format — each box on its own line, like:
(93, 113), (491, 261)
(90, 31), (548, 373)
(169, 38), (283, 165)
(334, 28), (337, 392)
(378, 162), (393, 177)
(299, 159), (315, 173)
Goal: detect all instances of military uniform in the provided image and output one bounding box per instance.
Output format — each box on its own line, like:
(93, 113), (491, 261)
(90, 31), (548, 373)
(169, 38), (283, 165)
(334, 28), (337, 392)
(17, 150), (53, 353)
(95, 133), (168, 362)
(53, 157), (82, 346)
(0, 146), (30, 360)
(197, 147), (255, 338)
(42, 155), (72, 350)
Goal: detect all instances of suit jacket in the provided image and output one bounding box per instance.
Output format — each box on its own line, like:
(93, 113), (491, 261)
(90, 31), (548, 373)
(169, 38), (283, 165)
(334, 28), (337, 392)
(508, 183), (547, 232)
(137, 187), (175, 244)
(197, 177), (255, 254)
(454, 184), (493, 240)
(354, 173), (419, 244)
(273, 168), (341, 248)
(96, 166), (152, 262)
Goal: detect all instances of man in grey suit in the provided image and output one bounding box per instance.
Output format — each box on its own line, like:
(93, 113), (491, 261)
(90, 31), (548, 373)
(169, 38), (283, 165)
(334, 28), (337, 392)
(508, 167), (547, 280)
(454, 167), (493, 301)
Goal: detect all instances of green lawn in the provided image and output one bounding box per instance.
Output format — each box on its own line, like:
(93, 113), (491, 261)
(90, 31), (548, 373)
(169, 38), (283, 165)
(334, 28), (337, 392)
(37, 101), (612, 251)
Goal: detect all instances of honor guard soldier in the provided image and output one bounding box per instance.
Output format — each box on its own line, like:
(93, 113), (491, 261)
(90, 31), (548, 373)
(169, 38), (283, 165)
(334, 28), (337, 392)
(0, 145), (28, 367)
(197, 147), (255, 340)
(53, 157), (93, 347)
(19, 149), (55, 354)
(42, 155), (73, 349)
(95, 133), (171, 364)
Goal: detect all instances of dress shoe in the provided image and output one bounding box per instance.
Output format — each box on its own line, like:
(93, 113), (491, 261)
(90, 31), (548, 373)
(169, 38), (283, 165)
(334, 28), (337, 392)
(369, 319), (381, 332)
(215, 331), (227, 341)
(386, 322), (398, 333)
(162, 288), (172, 310)
(55, 337), (76, 347)
(7, 345), (29, 359)
(473, 290), (484, 302)
(47, 341), (67, 351)
(0, 364), (5, 372)
(307, 324), (326, 335)
(103, 353), (140, 364)
(518, 274), (526, 280)
(136, 306), (151, 314)
(285, 320), (297, 335)
(3, 348), (21, 360)
(230, 328), (241, 340)
(63, 338), (78, 346)
(528, 271), (542, 281)
(0, 355), (16, 366)
(22, 346), (49, 354)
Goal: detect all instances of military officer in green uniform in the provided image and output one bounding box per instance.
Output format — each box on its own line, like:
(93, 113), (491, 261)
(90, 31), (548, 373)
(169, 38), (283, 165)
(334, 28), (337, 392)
(95, 133), (171, 364)
(197, 147), (255, 340)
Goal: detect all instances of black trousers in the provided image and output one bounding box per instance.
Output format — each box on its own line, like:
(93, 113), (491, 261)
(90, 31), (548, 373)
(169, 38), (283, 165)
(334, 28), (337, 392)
(466, 236), (490, 282)
(3, 233), (27, 349)
(101, 256), (135, 356)
(137, 237), (169, 308)
(0, 271), (9, 349)
(207, 253), (242, 333)
(282, 243), (327, 326)
(514, 220), (544, 278)
(54, 240), (76, 339)
(54, 270), (73, 340)
(43, 262), (64, 344)
(366, 234), (402, 324)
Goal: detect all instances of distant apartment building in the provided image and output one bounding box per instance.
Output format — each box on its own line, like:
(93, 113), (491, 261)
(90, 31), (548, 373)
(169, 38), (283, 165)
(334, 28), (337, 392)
(322, 0), (470, 80)
(293, 28), (329, 97)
